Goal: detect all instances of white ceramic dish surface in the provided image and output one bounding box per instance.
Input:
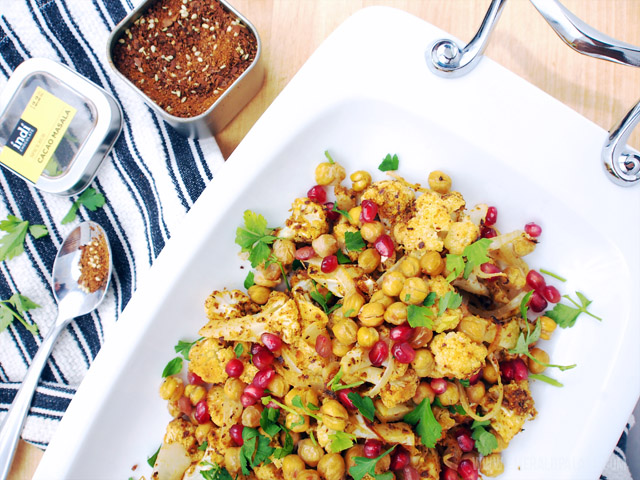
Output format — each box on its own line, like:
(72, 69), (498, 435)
(36, 7), (639, 480)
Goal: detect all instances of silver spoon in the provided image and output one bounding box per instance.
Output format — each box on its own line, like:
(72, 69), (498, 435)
(0, 221), (112, 480)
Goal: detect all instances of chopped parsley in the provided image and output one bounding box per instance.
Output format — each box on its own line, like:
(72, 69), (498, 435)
(162, 357), (183, 377)
(344, 231), (366, 252)
(328, 368), (364, 392)
(349, 445), (396, 480)
(310, 282), (341, 314)
(244, 271), (255, 289)
(437, 291), (462, 316)
(471, 420), (498, 455)
(329, 431), (357, 453)
(260, 407), (282, 438)
(61, 187), (106, 224)
(0, 215), (49, 261)
(174, 337), (202, 360)
(403, 398), (442, 448)
(235, 210), (278, 268)
(540, 268), (567, 282)
(0, 293), (40, 334)
(234, 343), (244, 358)
(198, 440), (209, 451)
(520, 290), (533, 319)
(239, 428), (274, 475)
(545, 291), (601, 328)
(445, 238), (492, 282)
(199, 461), (233, 480)
(147, 445), (160, 467)
(336, 249), (352, 264)
(378, 153), (399, 172)
(347, 392), (376, 422)
(407, 304), (434, 329)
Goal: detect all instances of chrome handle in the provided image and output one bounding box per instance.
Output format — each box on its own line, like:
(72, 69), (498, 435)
(603, 101), (640, 186)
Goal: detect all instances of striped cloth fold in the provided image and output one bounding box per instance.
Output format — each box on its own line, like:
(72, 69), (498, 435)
(0, 0), (224, 448)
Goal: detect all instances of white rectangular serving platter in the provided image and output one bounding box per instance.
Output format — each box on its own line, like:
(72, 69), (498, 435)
(36, 7), (640, 480)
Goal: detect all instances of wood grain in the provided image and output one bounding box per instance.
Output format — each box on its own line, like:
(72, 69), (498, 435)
(10, 0), (639, 478)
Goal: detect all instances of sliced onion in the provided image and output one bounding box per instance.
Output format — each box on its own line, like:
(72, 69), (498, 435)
(443, 453), (459, 470)
(468, 291), (527, 320)
(456, 355), (503, 422)
(365, 355), (395, 397)
(488, 230), (525, 251)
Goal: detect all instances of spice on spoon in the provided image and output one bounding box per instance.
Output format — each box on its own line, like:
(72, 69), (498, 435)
(78, 233), (109, 293)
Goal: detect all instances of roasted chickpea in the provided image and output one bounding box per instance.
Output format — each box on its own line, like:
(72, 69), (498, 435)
(318, 453), (346, 480)
(332, 339), (351, 357)
(358, 248), (381, 274)
(332, 318), (358, 345)
(342, 292), (365, 317)
(345, 445), (365, 471)
(456, 316), (487, 343)
(357, 326), (380, 347)
(312, 234), (339, 258)
(285, 411), (310, 432)
(381, 271), (405, 297)
(539, 315), (557, 340)
(267, 374), (289, 398)
(370, 290), (394, 308)
(350, 170), (372, 192)
(316, 161), (346, 186)
(185, 384), (207, 405)
(399, 256), (421, 277)
(225, 447), (243, 474)
(414, 381), (436, 405)
(482, 363), (499, 384)
(159, 376), (184, 402)
(321, 399), (349, 430)
(348, 206), (362, 227)
(248, 285), (271, 305)
(242, 404), (263, 428)
(360, 221), (384, 243)
(384, 301), (408, 325)
(167, 400), (181, 417)
(480, 453), (505, 477)
(254, 262), (281, 287)
(273, 238), (296, 265)
(527, 347), (550, 374)
(195, 421), (213, 444)
(283, 454), (306, 480)
(358, 302), (385, 327)
(437, 381), (459, 406)
(285, 387), (319, 410)
(297, 438), (325, 467)
(465, 382), (486, 404)
(420, 250), (444, 276)
(411, 349), (435, 377)
(400, 277), (429, 304)
(298, 471), (322, 480)
(409, 327), (433, 348)
(428, 170), (452, 193)
(224, 378), (246, 401)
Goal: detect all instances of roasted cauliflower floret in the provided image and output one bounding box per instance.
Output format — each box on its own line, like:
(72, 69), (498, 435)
(207, 385), (243, 428)
(340, 347), (407, 386)
(278, 197), (329, 242)
(347, 414), (416, 446)
(443, 217), (479, 255)
(361, 180), (415, 225)
(430, 331), (488, 379)
(407, 446), (440, 480)
(379, 369), (419, 408)
(205, 289), (259, 321)
(276, 339), (328, 388)
(164, 418), (198, 454)
(199, 292), (301, 344)
(188, 338), (235, 384)
(428, 276), (463, 332)
(482, 382), (537, 445)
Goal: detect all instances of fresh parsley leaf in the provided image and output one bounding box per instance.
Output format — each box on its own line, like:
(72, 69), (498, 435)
(199, 461), (233, 480)
(540, 269), (567, 282)
(529, 373), (563, 387)
(0, 215), (48, 261)
(0, 294), (40, 334)
(462, 238), (492, 271)
(235, 210), (278, 268)
(174, 337), (202, 361)
(448, 404), (466, 415)
(234, 343), (244, 358)
(324, 150), (335, 164)
(239, 428), (274, 475)
(147, 445), (161, 467)
(61, 187), (106, 224)
(423, 292), (437, 307)
(546, 292), (602, 328)
(437, 291), (462, 317)
(310, 285), (337, 315)
(291, 395), (321, 420)
(28, 224), (48, 239)
(328, 368), (364, 391)
(162, 357), (183, 377)
(198, 440), (209, 451)
(329, 431), (357, 453)
(407, 304), (434, 328)
(378, 153), (399, 172)
(459, 379), (470, 387)
(332, 203), (351, 221)
(344, 231), (366, 252)
(403, 398), (442, 448)
(445, 254), (465, 282)
(520, 290), (533, 319)
(260, 407), (282, 438)
(244, 271), (255, 289)
(471, 420), (498, 456)
(509, 322), (576, 372)
(274, 429), (294, 459)
(349, 446), (396, 480)
(347, 392), (376, 422)
(336, 249), (352, 264)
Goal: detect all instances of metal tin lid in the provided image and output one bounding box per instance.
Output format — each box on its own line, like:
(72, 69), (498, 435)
(0, 58), (123, 196)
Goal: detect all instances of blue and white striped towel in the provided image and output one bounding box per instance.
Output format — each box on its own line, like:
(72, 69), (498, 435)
(0, 2), (635, 480)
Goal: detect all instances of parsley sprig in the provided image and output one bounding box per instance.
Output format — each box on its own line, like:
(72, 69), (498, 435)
(162, 337), (202, 377)
(471, 420), (498, 455)
(378, 153), (399, 172)
(403, 398), (442, 448)
(61, 187), (106, 224)
(239, 428), (274, 475)
(328, 431), (357, 453)
(200, 461), (233, 480)
(344, 231), (365, 252)
(235, 210), (278, 268)
(349, 445), (396, 480)
(407, 290), (462, 328)
(327, 368), (364, 392)
(0, 294), (40, 334)
(346, 392), (376, 422)
(310, 281), (342, 315)
(0, 215), (48, 261)
(445, 238), (492, 282)
(545, 291), (601, 328)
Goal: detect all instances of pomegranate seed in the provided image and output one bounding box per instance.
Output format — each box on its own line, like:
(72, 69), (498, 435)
(324, 202), (340, 222)
(529, 290), (548, 313)
(500, 360), (515, 382)
(512, 358), (529, 381)
(480, 262), (501, 281)
(390, 325), (414, 342)
(187, 371), (204, 385)
(337, 388), (356, 410)
(369, 340), (389, 366)
(194, 400), (209, 424)
(542, 285), (561, 304)
(480, 226), (497, 238)
(244, 384), (265, 400)
(468, 370), (482, 385)
(363, 439), (382, 458)
(526, 270), (546, 290)
(321, 254), (338, 273)
(253, 348), (275, 370)
(430, 378), (448, 395)
(178, 396), (192, 415)
(392, 342), (416, 364)
(315, 334), (332, 358)
(225, 358), (244, 378)
(455, 428), (475, 452)
(399, 466), (420, 480)
(230, 424), (244, 445)
(261, 332), (283, 353)
(253, 368), (275, 388)
(485, 206), (498, 226)
(360, 200), (378, 223)
(390, 447), (410, 470)
(307, 185), (327, 203)
(294, 246), (316, 260)
(524, 222), (542, 237)
(458, 459), (478, 480)
(251, 344), (266, 355)
(265, 400), (281, 410)
(373, 234), (394, 257)
(241, 393), (258, 407)
(442, 468), (459, 480)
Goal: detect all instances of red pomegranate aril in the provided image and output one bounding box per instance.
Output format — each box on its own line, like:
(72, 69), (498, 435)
(390, 447), (410, 471)
(480, 262), (501, 281)
(542, 285), (561, 304)
(363, 439), (383, 459)
(315, 334), (332, 358)
(265, 400), (281, 410)
(529, 290), (548, 313)
(500, 360), (515, 382)
(485, 206), (498, 226)
(360, 200), (378, 223)
(442, 467), (459, 480)
(468, 370), (482, 385)
(526, 270), (546, 290)
(524, 222), (542, 237)
(253, 348), (275, 370)
(253, 368), (275, 388)
(374, 234), (394, 257)
(456, 429), (475, 452)
(390, 325), (414, 342)
(392, 342), (416, 364)
(187, 371), (204, 385)
(295, 246), (316, 261)
(240, 393), (258, 407)
(399, 466), (420, 480)
(178, 396), (192, 415)
(261, 332), (283, 353)
(230, 424), (244, 445)
(321, 254), (338, 273)
(430, 378), (448, 395)
(307, 185), (327, 203)
(244, 384), (265, 400)
(369, 340), (389, 366)
(458, 459), (478, 480)
(337, 388), (356, 410)
(324, 202), (340, 222)
(194, 400), (209, 424)
(512, 358), (529, 381)
(251, 343), (266, 355)
(225, 358), (244, 378)
(480, 226), (497, 238)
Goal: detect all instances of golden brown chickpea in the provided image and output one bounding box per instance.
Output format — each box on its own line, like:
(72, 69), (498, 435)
(539, 315), (557, 340)
(332, 318), (358, 345)
(357, 326), (380, 347)
(358, 248), (381, 274)
(297, 439), (325, 467)
(318, 453), (346, 480)
(159, 376), (184, 402)
(312, 234), (339, 258)
(400, 277), (429, 305)
(345, 445), (365, 471)
(409, 327), (433, 348)
(456, 316), (487, 343)
(527, 347), (550, 374)
(315, 161), (346, 186)
(225, 447), (243, 474)
(254, 262), (281, 287)
(437, 381), (460, 406)
(285, 387), (319, 410)
(420, 250), (444, 276)
(428, 170), (452, 194)
(298, 471), (322, 480)
(224, 378), (246, 401)
(483, 363), (499, 384)
(348, 206), (362, 227)
(273, 238), (296, 265)
(321, 399), (349, 430)
(480, 453), (505, 477)
(342, 292), (365, 317)
(370, 290), (394, 308)
(414, 381), (436, 404)
(465, 382), (486, 404)
(184, 384), (207, 405)
(242, 404), (263, 428)
(283, 454), (306, 480)
(381, 271), (405, 297)
(267, 374), (289, 398)
(248, 285), (271, 305)
(399, 256), (421, 278)
(384, 301), (408, 325)
(350, 170), (372, 192)
(285, 412), (310, 432)
(332, 340), (351, 357)
(195, 421), (213, 444)
(360, 221), (384, 243)
(411, 349), (435, 377)
(358, 302), (385, 327)
(167, 400), (181, 417)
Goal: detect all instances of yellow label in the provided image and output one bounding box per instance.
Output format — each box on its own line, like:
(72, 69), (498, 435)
(0, 87), (76, 183)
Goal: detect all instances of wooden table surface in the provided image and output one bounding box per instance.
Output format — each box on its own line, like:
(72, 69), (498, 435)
(10, 0), (640, 478)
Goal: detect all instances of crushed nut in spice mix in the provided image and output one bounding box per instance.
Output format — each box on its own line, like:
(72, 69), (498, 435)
(112, 0), (258, 117)
(78, 233), (109, 293)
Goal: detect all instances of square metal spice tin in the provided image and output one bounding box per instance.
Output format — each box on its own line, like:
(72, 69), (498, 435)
(0, 58), (123, 196)
(107, 0), (264, 138)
